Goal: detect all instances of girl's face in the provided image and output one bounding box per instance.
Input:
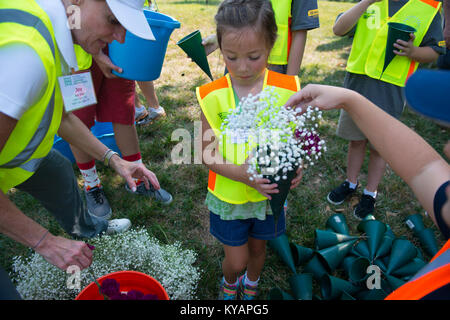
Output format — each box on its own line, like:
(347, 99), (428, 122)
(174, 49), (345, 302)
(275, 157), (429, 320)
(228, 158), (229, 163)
(220, 26), (271, 87)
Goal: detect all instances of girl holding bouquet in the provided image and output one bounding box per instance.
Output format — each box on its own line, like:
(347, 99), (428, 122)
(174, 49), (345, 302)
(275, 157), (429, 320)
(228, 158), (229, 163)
(196, 0), (303, 300)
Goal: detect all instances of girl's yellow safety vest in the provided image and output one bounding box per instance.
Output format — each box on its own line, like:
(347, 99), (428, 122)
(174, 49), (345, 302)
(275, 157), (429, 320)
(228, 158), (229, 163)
(346, 0), (441, 87)
(0, 0), (64, 192)
(196, 69), (300, 204)
(268, 0), (292, 65)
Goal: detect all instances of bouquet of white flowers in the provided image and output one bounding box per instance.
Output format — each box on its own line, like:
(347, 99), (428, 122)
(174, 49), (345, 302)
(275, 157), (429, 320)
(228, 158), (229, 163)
(221, 88), (326, 222)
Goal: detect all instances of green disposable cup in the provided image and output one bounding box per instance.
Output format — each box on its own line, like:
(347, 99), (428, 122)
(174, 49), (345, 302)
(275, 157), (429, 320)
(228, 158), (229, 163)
(317, 240), (357, 272)
(320, 274), (361, 300)
(405, 213), (425, 234)
(386, 238), (417, 274)
(303, 254), (328, 280)
(383, 22), (416, 73)
(314, 229), (359, 250)
(177, 30), (214, 81)
(416, 228), (439, 257)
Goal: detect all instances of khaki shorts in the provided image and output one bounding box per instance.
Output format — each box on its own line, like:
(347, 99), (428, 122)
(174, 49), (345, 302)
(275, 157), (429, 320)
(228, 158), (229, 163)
(336, 109), (367, 141)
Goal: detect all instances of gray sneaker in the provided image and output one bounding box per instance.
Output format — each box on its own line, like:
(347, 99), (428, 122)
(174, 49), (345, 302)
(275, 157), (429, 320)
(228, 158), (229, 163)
(85, 186), (112, 219)
(136, 106), (165, 126)
(125, 183), (173, 205)
(106, 218), (131, 235)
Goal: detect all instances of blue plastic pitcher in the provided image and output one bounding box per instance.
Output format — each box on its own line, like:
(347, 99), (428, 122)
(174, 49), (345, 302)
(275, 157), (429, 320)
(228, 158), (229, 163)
(109, 10), (180, 81)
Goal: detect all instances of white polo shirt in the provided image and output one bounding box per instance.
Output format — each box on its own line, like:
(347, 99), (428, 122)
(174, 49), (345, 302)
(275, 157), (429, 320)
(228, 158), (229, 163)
(0, 0), (80, 120)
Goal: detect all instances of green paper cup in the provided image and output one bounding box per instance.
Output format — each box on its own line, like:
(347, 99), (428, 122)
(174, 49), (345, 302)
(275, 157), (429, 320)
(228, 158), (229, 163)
(177, 30), (214, 81)
(386, 238), (417, 274)
(268, 287), (294, 300)
(416, 228), (439, 257)
(383, 22), (416, 73)
(289, 273), (313, 300)
(289, 243), (314, 266)
(325, 213), (350, 235)
(317, 240), (357, 272)
(384, 274), (407, 292)
(268, 234), (297, 273)
(320, 274), (361, 300)
(314, 229), (359, 250)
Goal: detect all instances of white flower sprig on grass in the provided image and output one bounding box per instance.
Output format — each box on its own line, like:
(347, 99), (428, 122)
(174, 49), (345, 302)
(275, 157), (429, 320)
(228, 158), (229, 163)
(221, 87), (326, 182)
(10, 228), (201, 300)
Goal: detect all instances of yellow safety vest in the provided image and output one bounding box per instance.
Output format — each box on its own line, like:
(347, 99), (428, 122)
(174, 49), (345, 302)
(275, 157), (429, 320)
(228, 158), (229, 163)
(0, 0), (64, 192)
(196, 69), (300, 204)
(74, 44), (93, 70)
(268, 0), (292, 65)
(347, 0), (441, 87)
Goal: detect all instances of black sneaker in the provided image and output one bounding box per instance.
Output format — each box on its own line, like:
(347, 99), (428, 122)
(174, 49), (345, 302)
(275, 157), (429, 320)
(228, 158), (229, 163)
(353, 194), (376, 220)
(327, 181), (358, 205)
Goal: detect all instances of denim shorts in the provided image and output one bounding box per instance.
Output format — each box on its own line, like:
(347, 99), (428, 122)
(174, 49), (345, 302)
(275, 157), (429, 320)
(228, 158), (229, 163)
(209, 210), (286, 247)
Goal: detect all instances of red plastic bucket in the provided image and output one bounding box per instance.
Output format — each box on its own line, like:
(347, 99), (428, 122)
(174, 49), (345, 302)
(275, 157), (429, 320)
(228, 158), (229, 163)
(75, 271), (169, 300)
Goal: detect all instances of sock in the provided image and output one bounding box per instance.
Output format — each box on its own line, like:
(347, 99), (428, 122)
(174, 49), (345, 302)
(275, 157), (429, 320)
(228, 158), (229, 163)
(346, 179), (358, 189)
(363, 188), (377, 198)
(223, 277), (239, 287)
(244, 272), (259, 287)
(123, 153), (143, 186)
(77, 160), (100, 190)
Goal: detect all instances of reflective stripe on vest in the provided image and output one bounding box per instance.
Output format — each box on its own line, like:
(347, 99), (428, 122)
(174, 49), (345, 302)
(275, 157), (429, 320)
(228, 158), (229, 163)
(268, 0), (292, 65)
(0, 9), (55, 169)
(197, 69), (300, 204)
(0, 0), (63, 192)
(346, 0), (441, 87)
(385, 240), (450, 300)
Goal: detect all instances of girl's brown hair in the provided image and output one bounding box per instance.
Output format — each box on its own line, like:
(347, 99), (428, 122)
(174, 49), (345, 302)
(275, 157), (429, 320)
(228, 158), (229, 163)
(215, 0), (277, 50)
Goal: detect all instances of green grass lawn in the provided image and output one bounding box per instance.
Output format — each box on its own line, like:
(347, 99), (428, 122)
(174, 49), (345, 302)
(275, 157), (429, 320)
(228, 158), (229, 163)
(1, 0), (448, 300)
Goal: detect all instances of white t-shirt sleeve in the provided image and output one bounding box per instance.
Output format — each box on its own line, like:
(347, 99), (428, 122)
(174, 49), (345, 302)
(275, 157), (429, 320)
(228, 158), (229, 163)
(0, 43), (48, 120)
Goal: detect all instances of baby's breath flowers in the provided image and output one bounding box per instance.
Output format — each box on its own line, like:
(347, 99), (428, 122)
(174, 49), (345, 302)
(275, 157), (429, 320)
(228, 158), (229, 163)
(221, 88), (326, 183)
(10, 228), (201, 300)
(220, 88), (326, 223)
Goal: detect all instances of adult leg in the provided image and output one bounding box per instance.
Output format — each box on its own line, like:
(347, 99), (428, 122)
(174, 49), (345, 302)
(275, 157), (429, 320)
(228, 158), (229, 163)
(16, 150), (108, 239)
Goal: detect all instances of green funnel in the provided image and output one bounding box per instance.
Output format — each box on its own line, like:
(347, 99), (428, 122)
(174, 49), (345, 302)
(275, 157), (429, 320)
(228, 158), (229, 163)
(314, 229), (359, 250)
(268, 234), (297, 273)
(383, 22), (416, 74)
(391, 257), (426, 278)
(352, 240), (370, 259)
(303, 254), (328, 280)
(325, 213), (350, 235)
(317, 240), (357, 272)
(405, 213), (425, 234)
(268, 287), (294, 300)
(416, 228), (439, 257)
(342, 255), (371, 283)
(177, 30), (214, 81)
(289, 243), (314, 266)
(375, 226), (395, 259)
(384, 274), (407, 292)
(320, 274), (361, 300)
(358, 220), (387, 261)
(289, 273), (313, 300)
(386, 238), (417, 274)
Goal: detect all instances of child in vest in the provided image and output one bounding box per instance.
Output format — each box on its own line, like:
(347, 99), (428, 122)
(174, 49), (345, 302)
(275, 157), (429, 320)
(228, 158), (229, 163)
(196, 0), (303, 300)
(327, 0), (444, 220)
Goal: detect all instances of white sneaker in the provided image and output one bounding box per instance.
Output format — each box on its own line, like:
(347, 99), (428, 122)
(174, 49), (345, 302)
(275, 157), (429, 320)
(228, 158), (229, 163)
(135, 105), (149, 122)
(147, 106), (166, 120)
(106, 219), (131, 235)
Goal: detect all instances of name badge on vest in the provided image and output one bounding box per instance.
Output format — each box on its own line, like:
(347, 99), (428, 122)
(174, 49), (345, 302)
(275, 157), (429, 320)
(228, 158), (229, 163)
(58, 71), (97, 112)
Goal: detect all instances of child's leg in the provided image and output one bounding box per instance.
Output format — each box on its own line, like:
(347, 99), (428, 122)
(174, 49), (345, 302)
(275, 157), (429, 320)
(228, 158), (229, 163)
(346, 139), (367, 184)
(222, 244), (249, 284)
(246, 237), (266, 282)
(366, 145), (387, 193)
